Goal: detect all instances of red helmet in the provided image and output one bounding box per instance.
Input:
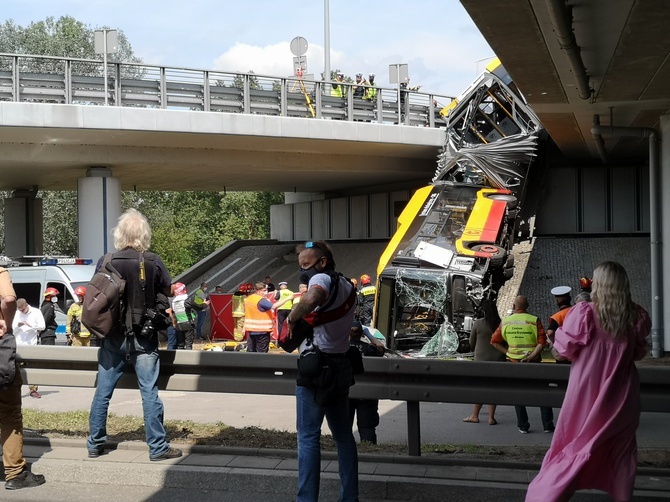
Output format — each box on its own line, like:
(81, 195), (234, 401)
(44, 287), (59, 297)
(74, 286), (87, 297)
(360, 274), (371, 285)
(579, 277), (592, 291)
(243, 283), (255, 293)
(173, 282), (187, 296)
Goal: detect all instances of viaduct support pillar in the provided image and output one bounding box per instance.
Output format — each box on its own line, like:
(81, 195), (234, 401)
(4, 186), (43, 257)
(78, 167), (121, 261)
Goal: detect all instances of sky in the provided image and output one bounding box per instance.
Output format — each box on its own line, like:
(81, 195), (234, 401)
(2, 0), (495, 99)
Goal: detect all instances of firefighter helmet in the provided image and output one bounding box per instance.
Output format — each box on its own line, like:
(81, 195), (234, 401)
(579, 277), (592, 291)
(74, 286), (87, 297)
(44, 287), (59, 297)
(360, 274), (371, 285)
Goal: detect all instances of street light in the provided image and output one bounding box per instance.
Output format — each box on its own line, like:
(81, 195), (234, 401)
(94, 29), (118, 106)
(324, 0), (331, 86)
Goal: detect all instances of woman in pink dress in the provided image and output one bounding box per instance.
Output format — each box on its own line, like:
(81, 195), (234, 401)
(526, 261), (650, 502)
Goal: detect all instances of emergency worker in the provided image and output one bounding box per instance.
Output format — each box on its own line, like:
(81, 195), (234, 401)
(357, 274), (376, 325)
(331, 72), (345, 98)
(273, 282), (294, 333)
(546, 286), (572, 344)
(490, 295), (554, 434)
(353, 73), (366, 98)
(13, 298), (45, 398)
(67, 286), (91, 347)
(243, 282), (274, 353)
(232, 283), (252, 342)
(39, 287), (59, 345)
(363, 74), (377, 101)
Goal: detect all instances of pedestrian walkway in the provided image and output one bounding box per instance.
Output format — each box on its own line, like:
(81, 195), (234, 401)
(2, 438), (668, 501)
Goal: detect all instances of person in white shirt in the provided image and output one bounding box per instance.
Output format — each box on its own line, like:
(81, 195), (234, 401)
(12, 298), (45, 398)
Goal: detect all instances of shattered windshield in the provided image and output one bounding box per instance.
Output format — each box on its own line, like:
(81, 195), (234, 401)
(392, 269), (461, 357)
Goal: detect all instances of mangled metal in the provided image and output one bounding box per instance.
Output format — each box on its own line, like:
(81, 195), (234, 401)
(374, 59), (544, 358)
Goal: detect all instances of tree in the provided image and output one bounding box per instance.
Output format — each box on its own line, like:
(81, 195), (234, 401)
(232, 71), (263, 91)
(0, 16), (142, 77)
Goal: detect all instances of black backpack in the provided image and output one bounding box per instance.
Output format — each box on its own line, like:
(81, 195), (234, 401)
(82, 254), (127, 339)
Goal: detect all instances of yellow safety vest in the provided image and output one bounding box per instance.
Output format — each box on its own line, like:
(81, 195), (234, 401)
(276, 289), (294, 311)
(501, 312), (538, 360)
(331, 83), (344, 98)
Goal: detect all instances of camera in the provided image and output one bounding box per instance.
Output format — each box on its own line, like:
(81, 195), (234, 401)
(140, 308), (160, 337)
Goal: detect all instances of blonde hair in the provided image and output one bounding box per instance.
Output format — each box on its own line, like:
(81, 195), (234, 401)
(591, 261), (638, 339)
(113, 208), (152, 252)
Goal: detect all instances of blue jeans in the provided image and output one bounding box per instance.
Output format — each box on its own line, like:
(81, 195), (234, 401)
(87, 335), (171, 458)
(196, 310), (207, 339)
(166, 326), (177, 350)
(296, 385), (358, 502)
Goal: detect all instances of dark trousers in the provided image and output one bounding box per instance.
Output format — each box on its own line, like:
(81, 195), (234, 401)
(39, 336), (56, 346)
(176, 328), (195, 350)
(247, 332), (270, 353)
(349, 398), (380, 444)
(515, 405), (554, 432)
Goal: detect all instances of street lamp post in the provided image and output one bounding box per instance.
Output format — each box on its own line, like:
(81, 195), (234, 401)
(324, 0), (331, 89)
(94, 29), (119, 106)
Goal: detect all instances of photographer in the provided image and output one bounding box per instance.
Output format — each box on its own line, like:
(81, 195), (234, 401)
(87, 209), (182, 462)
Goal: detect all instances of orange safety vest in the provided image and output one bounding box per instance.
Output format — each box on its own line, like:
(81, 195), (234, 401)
(243, 294), (274, 332)
(550, 306), (571, 327)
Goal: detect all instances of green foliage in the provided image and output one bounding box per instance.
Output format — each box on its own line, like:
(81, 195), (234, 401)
(232, 71), (263, 90)
(121, 190), (283, 276)
(0, 16), (142, 77)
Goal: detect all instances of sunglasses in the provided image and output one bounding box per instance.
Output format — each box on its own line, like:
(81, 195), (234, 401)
(305, 241), (329, 255)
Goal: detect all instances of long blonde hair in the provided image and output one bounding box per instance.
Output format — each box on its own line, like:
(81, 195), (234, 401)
(591, 261), (638, 339)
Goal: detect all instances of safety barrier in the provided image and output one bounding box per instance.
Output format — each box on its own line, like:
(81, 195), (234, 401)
(16, 345), (670, 456)
(0, 53), (454, 128)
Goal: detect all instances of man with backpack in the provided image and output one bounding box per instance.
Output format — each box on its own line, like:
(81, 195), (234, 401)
(86, 208), (182, 462)
(287, 241), (359, 502)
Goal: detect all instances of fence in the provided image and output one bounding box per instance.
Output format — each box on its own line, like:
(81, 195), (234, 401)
(16, 345), (670, 456)
(0, 53), (455, 128)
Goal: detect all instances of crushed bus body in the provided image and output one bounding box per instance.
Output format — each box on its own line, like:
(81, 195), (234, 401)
(374, 59), (544, 357)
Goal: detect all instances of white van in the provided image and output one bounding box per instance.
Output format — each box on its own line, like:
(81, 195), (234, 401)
(6, 258), (96, 345)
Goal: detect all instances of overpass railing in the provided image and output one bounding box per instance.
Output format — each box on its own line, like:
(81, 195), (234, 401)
(0, 53), (455, 128)
(17, 345), (670, 456)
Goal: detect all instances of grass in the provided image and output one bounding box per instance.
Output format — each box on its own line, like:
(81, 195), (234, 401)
(21, 409), (670, 467)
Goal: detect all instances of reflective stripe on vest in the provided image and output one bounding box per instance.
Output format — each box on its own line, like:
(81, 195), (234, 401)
(360, 285), (376, 297)
(501, 312), (538, 360)
(243, 294), (273, 332)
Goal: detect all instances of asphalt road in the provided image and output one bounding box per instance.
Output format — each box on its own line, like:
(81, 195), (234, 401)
(21, 386), (669, 448)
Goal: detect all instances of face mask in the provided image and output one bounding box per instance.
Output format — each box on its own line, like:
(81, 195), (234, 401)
(300, 263), (322, 285)
(202, 287), (207, 292)
(51, 297), (58, 303)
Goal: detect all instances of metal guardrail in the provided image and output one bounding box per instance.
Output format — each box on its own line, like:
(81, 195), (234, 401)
(0, 53), (455, 128)
(17, 345), (670, 456)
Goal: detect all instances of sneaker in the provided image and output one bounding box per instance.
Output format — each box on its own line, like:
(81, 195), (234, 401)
(5, 470), (46, 490)
(150, 447), (182, 461)
(519, 428), (529, 434)
(88, 447), (104, 458)
(544, 426), (556, 433)
(29, 391), (41, 399)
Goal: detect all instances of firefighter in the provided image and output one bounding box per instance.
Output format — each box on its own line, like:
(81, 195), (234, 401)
(273, 281), (294, 334)
(357, 274), (376, 325)
(232, 283), (253, 342)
